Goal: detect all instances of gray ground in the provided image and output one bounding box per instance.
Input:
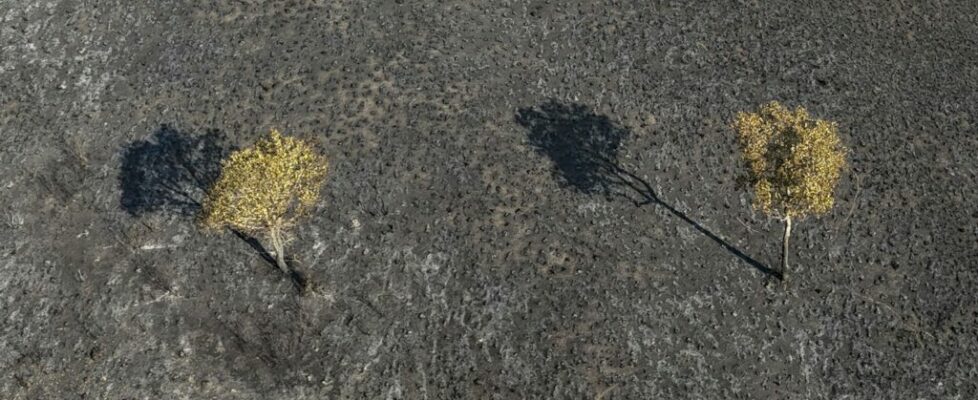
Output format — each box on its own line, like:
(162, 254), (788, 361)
(2, 0), (977, 398)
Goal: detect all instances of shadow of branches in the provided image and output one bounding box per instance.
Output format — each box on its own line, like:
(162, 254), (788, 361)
(119, 124), (231, 216)
(517, 101), (629, 195)
(516, 100), (777, 278)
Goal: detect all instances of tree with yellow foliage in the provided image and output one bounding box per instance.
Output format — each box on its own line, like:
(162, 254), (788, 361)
(200, 129), (329, 274)
(734, 102), (847, 281)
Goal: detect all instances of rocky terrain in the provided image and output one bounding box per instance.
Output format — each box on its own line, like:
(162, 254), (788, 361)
(1, 0), (976, 398)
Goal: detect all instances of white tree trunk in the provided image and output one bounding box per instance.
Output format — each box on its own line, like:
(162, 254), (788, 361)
(269, 228), (289, 274)
(781, 216), (792, 281)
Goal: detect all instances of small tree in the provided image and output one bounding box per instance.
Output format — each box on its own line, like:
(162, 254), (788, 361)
(200, 129), (329, 274)
(734, 101), (847, 281)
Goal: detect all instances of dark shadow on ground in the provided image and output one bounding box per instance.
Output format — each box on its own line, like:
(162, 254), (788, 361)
(516, 100), (778, 278)
(119, 124), (231, 216)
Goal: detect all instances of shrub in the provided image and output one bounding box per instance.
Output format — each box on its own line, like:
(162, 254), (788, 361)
(200, 129), (329, 274)
(734, 101), (847, 281)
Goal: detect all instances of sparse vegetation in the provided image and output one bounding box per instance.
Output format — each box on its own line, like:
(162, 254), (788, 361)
(734, 101), (847, 281)
(200, 129), (329, 274)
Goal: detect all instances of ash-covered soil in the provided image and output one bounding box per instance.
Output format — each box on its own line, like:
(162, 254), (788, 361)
(2, 1), (977, 398)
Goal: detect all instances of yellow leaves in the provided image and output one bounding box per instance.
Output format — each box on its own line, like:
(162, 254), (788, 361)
(734, 101), (847, 219)
(200, 129), (329, 235)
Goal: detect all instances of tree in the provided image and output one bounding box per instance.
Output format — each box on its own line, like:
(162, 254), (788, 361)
(200, 129), (329, 274)
(733, 101), (847, 282)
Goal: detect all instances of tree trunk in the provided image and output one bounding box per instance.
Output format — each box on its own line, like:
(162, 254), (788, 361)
(781, 216), (792, 282)
(269, 228), (290, 275)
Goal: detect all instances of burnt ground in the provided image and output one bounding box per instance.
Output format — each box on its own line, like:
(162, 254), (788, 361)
(1, 1), (977, 398)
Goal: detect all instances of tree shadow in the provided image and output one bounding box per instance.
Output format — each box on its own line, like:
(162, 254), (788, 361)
(119, 124), (231, 217)
(516, 100), (778, 279)
(118, 125), (294, 279)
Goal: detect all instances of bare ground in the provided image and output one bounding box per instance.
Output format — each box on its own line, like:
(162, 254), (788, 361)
(1, 1), (977, 398)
